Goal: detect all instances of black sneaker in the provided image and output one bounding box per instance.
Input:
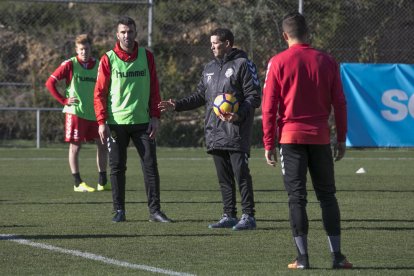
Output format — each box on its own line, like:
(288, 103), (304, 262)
(149, 211), (172, 223)
(208, 214), (238, 229)
(112, 210), (126, 223)
(232, 214), (256, 231)
(332, 253), (353, 269)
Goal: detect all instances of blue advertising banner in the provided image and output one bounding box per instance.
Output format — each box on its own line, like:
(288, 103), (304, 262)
(341, 63), (414, 147)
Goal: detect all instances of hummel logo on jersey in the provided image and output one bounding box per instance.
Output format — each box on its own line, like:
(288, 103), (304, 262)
(247, 60), (260, 87)
(116, 70), (146, 78)
(76, 76), (96, 82)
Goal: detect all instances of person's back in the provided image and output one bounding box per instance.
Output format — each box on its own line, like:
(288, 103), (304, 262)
(262, 12), (352, 270)
(264, 44), (346, 145)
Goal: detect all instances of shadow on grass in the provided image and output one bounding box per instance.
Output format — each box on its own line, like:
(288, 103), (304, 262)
(1, 200), (292, 204)
(337, 189), (414, 193)
(255, 218), (414, 232)
(0, 225), (38, 228)
(303, 267), (414, 270)
(347, 267), (414, 270)
(155, 189), (414, 193)
(342, 226), (414, 231)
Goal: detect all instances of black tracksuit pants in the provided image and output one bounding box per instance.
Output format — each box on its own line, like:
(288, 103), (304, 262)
(108, 123), (160, 214)
(211, 150), (255, 217)
(279, 144), (341, 237)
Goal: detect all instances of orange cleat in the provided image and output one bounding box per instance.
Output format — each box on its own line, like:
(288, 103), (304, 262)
(288, 259), (309, 269)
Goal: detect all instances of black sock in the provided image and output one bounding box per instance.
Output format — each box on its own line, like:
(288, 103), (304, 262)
(297, 253), (309, 265)
(332, 251), (344, 261)
(72, 173), (82, 187)
(328, 235), (341, 253)
(99, 171), (107, 185)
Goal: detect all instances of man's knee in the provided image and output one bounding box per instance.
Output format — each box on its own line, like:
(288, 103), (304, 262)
(288, 194), (307, 206)
(318, 194), (338, 208)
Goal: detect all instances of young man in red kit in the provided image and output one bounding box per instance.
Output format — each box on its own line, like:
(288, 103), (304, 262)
(45, 34), (109, 192)
(94, 16), (171, 223)
(262, 12), (352, 269)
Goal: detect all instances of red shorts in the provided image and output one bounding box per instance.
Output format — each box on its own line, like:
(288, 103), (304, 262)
(64, 113), (99, 142)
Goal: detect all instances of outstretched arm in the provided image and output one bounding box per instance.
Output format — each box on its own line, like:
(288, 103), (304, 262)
(158, 99), (176, 112)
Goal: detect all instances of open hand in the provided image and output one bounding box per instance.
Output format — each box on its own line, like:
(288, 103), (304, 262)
(218, 112), (239, 123)
(158, 99), (176, 112)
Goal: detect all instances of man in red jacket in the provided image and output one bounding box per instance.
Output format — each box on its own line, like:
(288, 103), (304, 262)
(262, 12), (352, 269)
(94, 16), (171, 223)
(45, 34), (109, 193)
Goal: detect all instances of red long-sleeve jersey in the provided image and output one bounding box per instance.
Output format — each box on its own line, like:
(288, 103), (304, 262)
(262, 43), (347, 150)
(94, 42), (161, 125)
(45, 57), (96, 105)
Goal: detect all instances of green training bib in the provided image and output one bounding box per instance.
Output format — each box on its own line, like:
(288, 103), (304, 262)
(63, 57), (98, 121)
(106, 47), (150, 124)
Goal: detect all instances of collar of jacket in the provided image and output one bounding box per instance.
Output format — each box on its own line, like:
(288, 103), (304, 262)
(215, 48), (247, 65)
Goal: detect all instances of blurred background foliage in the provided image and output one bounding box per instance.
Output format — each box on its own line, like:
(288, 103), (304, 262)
(0, 0), (413, 147)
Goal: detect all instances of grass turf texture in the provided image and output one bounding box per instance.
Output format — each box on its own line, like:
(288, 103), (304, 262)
(0, 146), (413, 275)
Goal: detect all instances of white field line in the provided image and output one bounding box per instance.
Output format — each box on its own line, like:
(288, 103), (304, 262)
(0, 234), (195, 276)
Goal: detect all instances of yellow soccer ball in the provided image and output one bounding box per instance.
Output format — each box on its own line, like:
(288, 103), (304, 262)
(213, 93), (239, 116)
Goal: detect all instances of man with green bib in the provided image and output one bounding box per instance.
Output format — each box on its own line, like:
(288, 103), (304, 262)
(46, 34), (109, 193)
(94, 16), (171, 223)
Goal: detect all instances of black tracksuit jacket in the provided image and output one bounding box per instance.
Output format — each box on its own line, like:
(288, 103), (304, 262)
(175, 48), (261, 155)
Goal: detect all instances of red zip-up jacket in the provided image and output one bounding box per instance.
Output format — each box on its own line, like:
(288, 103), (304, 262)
(94, 41), (161, 125)
(262, 43), (347, 150)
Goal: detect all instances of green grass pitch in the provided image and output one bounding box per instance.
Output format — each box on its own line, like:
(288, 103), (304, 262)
(0, 146), (413, 275)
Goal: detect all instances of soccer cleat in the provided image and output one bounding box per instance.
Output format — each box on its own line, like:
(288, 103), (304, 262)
(112, 210), (126, 223)
(288, 259), (310, 269)
(149, 211), (172, 222)
(97, 182), (111, 191)
(332, 254), (353, 269)
(74, 182), (95, 192)
(232, 213), (256, 231)
(208, 214), (238, 229)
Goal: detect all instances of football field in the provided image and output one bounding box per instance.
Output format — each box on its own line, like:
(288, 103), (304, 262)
(1, 146), (413, 275)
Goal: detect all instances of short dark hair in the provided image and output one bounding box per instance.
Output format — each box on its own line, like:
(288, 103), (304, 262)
(117, 16), (136, 30)
(282, 12), (308, 40)
(211, 28), (234, 47)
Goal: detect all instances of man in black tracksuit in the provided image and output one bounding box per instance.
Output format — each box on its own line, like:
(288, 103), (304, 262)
(159, 28), (261, 230)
